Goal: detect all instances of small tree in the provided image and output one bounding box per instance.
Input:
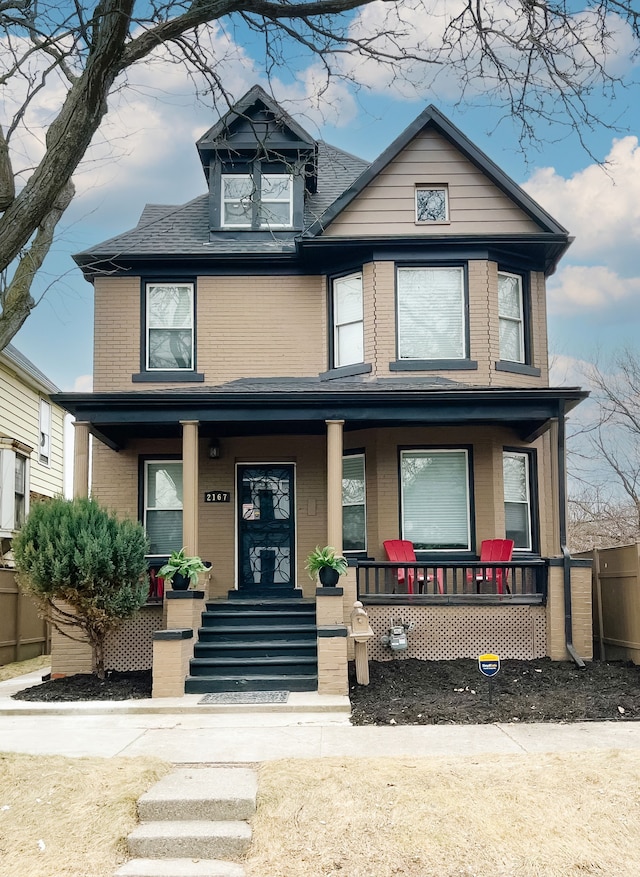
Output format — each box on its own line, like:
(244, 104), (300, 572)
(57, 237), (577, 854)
(13, 497), (149, 679)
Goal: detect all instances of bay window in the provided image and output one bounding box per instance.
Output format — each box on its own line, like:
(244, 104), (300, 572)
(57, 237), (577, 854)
(498, 272), (525, 363)
(342, 454), (366, 552)
(503, 451), (533, 550)
(397, 266), (466, 361)
(333, 273), (364, 368)
(401, 449), (471, 550)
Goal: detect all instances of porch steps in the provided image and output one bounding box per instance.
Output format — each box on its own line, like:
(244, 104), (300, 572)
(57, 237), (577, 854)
(185, 598), (317, 694)
(117, 767), (255, 877)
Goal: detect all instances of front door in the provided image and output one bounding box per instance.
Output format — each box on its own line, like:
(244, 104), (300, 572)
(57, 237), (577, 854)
(237, 465), (295, 593)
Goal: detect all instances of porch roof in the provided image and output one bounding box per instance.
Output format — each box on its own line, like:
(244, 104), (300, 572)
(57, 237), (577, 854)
(53, 379), (587, 451)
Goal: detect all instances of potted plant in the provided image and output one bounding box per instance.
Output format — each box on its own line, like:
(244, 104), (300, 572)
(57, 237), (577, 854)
(157, 548), (209, 591)
(305, 545), (348, 587)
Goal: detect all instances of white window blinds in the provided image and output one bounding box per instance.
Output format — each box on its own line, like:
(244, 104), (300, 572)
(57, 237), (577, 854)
(397, 267), (465, 360)
(401, 450), (470, 550)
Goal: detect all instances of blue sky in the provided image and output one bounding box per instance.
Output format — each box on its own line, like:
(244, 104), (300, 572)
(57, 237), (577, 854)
(9, 9), (640, 394)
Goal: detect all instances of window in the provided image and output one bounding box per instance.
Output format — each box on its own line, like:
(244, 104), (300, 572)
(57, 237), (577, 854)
(397, 266), (465, 360)
(342, 454), (366, 552)
(0, 441), (30, 536)
(333, 273), (364, 368)
(39, 399), (51, 466)
(144, 461), (183, 556)
(146, 283), (194, 371)
(503, 451), (532, 550)
(415, 186), (448, 222)
(222, 175), (253, 227)
(221, 172), (293, 229)
(401, 449), (471, 550)
(498, 272), (525, 363)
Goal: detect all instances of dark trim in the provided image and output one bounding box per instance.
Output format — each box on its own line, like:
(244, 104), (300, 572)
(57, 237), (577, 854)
(317, 624), (348, 637)
(390, 359), (478, 372)
(548, 557), (592, 567)
(316, 587), (344, 597)
(398, 444), (476, 553)
(153, 628), (194, 640)
(327, 268), (365, 371)
(360, 594), (545, 606)
(132, 371), (205, 383)
(320, 363), (372, 381)
(304, 105), (569, 240)
(495, 362), (541, 377)
(164, 590), (205, 600)
(497, 266), (535, 368)
(503, 445), (540, 554)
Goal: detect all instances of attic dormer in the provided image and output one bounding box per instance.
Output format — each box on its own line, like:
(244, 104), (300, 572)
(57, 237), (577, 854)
(196, 86), (318, 236)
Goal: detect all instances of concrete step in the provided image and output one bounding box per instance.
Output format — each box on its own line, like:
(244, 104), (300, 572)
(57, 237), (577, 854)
(127, 820), (251, 860)
(115, 859), (246, 877)
(201, 610), (316, 628)
(137, 769), (256, 822)
(185, 673), (318, 693)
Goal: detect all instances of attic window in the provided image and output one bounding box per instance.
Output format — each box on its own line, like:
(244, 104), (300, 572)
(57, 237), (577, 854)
(415, 185), (448, 223)
(221, 172), (293, 229)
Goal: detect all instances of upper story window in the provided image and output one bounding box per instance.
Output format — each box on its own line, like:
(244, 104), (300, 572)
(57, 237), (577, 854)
(14, 454), (26, 529)
(144, 460), (183, 556)
(146, 283), (194, 371)
(39, 399), (51, 466)
(221, 172), (293, 229)
(498, 272), (525, 363)
(415, 185), (448, 223)
(397, 266), (466, 361)
(333, 273), (364, 368)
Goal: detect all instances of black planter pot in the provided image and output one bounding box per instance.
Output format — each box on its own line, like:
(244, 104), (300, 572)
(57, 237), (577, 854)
(171, 572), (190, 591)
(318, 566), (340, 587)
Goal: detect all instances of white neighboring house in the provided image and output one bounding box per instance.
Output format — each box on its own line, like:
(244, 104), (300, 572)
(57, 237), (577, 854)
(0, 344), (65, 565)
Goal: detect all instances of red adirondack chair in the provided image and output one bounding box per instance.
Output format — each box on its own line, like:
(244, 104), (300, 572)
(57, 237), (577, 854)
(467, 539), (514, 594)
(383, 539), (444, 595)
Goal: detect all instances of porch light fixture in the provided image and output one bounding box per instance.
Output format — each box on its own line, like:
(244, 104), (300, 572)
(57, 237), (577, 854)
(208, 439), (221, 459)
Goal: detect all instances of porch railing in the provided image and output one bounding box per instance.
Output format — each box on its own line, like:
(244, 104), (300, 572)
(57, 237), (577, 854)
(356, 559), (548, 603)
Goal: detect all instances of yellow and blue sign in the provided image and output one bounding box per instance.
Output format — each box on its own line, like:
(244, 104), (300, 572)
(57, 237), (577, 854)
(478, 653), (500, 677)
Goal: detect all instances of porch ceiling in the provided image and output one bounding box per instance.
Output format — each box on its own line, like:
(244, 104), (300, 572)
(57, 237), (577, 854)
(53, 385), (587, 451)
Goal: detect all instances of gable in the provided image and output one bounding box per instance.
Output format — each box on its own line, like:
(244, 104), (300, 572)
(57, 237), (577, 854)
(322, 127), (542, 237)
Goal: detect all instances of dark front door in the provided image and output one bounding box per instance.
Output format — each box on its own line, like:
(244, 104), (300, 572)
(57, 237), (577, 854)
(237, 465), (295, 593)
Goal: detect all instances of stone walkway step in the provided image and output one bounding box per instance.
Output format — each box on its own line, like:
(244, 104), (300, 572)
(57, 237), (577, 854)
(137, 768), (256, 822)
(115, 859), (245, 876)
(127, 819), (252, 860)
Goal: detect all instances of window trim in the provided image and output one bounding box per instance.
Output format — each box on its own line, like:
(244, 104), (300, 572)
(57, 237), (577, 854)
(139, 455), (184, 559)
(498, 270), (525, 365)
(503, 447), (539, 553)
(260, 173), (293, 229)
(399, 446), (474, 554)
(220, 169), (294, 230)
(137, 280), (202, 380)
(221, 173), (254, 228)
(331, 270), (364, 370)
(39, 398), (51, 467)
(496, 267), (537, 372)
(415, 184), (449, 224)
(342, 450), (367, 554)
(395, 263), (470, 364)
(0, 439), (32, 537)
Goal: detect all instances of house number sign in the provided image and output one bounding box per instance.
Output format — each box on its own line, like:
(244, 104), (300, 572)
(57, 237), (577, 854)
(204, 491), (231, 503)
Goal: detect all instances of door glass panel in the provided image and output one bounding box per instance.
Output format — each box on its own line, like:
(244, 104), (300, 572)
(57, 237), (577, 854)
(238, 466), (295, 590)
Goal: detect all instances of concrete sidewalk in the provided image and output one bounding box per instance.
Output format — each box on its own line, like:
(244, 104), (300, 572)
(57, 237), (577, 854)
(2, 668), (640, 762)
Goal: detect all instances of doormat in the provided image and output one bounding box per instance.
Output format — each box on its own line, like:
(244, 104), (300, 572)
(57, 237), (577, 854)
(199, 691), (290, 705)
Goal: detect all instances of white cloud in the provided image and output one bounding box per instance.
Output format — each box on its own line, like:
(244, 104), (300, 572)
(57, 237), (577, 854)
(524, 136), (640, 268)
(547, 265), (640, 315)
(73, 374), (93, 392)
(549, 353), (592, 387)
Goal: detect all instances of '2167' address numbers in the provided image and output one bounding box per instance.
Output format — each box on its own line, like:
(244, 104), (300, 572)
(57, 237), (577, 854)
(204, 491), (231, 503)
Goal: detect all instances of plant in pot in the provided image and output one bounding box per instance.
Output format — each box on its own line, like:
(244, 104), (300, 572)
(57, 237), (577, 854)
(157, 548), (209, 591)
(305, 545), (348, 587)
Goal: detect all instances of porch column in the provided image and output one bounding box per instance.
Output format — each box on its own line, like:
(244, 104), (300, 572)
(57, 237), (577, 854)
(72, 421), (90, 499)
(180, 420), (199, 557)
(326, 419), (344, 553)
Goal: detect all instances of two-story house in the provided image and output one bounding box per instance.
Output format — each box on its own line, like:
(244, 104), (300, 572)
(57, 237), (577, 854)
(54, 86), (591, 696)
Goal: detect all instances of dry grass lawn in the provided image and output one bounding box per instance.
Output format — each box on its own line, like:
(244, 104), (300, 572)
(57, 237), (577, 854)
(247, 752), (640, 877)
(0, 753), (170, 876)
(0, 654), (50, 682)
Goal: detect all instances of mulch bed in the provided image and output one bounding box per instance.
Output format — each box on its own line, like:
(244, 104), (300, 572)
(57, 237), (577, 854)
(12, 669), (152, 702)
(12, 658), (640, 724)
(349, 657), (640, 724)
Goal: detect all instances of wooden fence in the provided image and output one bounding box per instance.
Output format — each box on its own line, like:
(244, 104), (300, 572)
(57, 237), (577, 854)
(0, 568), (50, 666)
(576, 543), (640, 664)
